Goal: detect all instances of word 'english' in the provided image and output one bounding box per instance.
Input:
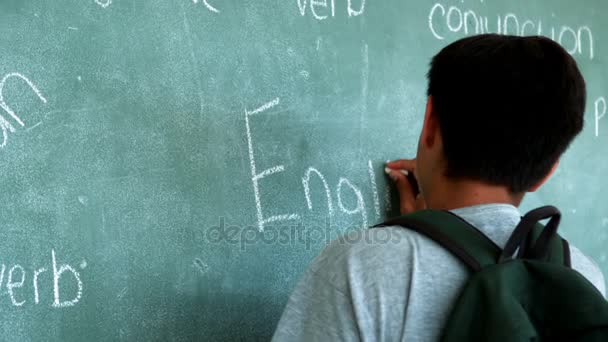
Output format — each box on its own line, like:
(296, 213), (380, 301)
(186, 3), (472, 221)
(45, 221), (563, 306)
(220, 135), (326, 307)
(245, 98), (389, 232)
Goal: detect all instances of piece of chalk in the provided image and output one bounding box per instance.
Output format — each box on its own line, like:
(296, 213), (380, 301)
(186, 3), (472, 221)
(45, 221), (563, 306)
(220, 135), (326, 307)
(385, 167), (409, 176)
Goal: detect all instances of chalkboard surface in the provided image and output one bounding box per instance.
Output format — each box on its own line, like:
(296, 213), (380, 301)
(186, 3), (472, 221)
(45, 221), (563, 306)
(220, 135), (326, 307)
(0, 0), (606, 340)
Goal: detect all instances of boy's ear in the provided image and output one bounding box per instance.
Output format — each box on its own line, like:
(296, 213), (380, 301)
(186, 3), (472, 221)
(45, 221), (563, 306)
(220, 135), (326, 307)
(421, 96), (439, 149)
(528, 160), (560, 192)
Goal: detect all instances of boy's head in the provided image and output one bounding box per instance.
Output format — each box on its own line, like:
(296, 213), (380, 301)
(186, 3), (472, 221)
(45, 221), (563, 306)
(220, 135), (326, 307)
(417, 34), (586, 196)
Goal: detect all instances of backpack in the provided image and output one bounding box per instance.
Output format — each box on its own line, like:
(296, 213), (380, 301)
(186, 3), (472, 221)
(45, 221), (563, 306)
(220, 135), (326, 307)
(375, 206), (608, 341)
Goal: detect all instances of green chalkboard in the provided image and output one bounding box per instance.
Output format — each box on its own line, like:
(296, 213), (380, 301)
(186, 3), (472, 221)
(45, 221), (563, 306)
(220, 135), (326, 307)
(0, 0), (606, 340)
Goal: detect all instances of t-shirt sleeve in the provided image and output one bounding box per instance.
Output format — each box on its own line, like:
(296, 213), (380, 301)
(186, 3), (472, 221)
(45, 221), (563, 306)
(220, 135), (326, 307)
(271, 266), (362, 342)
(569, 245), (607, 298)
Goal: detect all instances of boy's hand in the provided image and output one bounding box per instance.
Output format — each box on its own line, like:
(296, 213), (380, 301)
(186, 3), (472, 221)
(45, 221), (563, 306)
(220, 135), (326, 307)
(386, 159), (426, 214)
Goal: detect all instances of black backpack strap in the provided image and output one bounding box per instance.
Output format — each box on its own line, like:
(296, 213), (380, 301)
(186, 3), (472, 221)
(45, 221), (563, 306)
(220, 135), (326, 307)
(374, 207), (572, 272)
(561, 238), (572, 267)
(375, 210), (501, 272)
(526, 224), (571, 268)
(501, 206), (571, 268)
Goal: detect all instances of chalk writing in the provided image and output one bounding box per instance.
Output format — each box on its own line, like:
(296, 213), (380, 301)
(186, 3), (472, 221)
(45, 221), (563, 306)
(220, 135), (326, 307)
(7, 265), (26, 306)
(297, 0), (366, 20)
(95, 0), (112, 8)
(348, 0), (365, 17)
(33, 267), (46, 304)
(52, 249), (83, 308)
(337, 177), (368, 228)
(368, 160), (381, 217)
(303, 167), (334, 216)
(245, 98), (392, 231)
(193, 258), (209, 275)
(595, 97), (606, 137)
(245, 98), (301, 231)
(428, 2), (594, 59)
(0, 73), (47, 148)
(193, 0), (220, 13)
(116, 287), (128, 300)
(0, 249), (85, 308)
(300, 164), (382, 228)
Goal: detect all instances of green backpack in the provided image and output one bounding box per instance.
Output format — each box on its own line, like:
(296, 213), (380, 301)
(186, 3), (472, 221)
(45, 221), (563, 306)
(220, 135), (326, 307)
(376, 206), (608, 341)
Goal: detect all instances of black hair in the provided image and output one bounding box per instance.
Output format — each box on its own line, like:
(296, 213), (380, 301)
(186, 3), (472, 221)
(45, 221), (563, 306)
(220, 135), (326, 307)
(427, 34), (586, 193)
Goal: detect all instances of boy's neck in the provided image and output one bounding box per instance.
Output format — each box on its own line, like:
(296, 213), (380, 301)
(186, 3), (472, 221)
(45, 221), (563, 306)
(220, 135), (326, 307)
(425, 178), (524, 211)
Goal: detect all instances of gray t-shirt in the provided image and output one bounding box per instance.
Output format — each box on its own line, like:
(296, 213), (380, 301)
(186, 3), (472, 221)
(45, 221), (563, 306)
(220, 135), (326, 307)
(272, 204), (607, 342)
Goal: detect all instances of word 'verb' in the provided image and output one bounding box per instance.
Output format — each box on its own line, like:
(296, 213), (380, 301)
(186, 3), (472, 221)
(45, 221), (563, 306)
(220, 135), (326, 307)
(0, 249), (85, 308)
(297, 0), (366, 20)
